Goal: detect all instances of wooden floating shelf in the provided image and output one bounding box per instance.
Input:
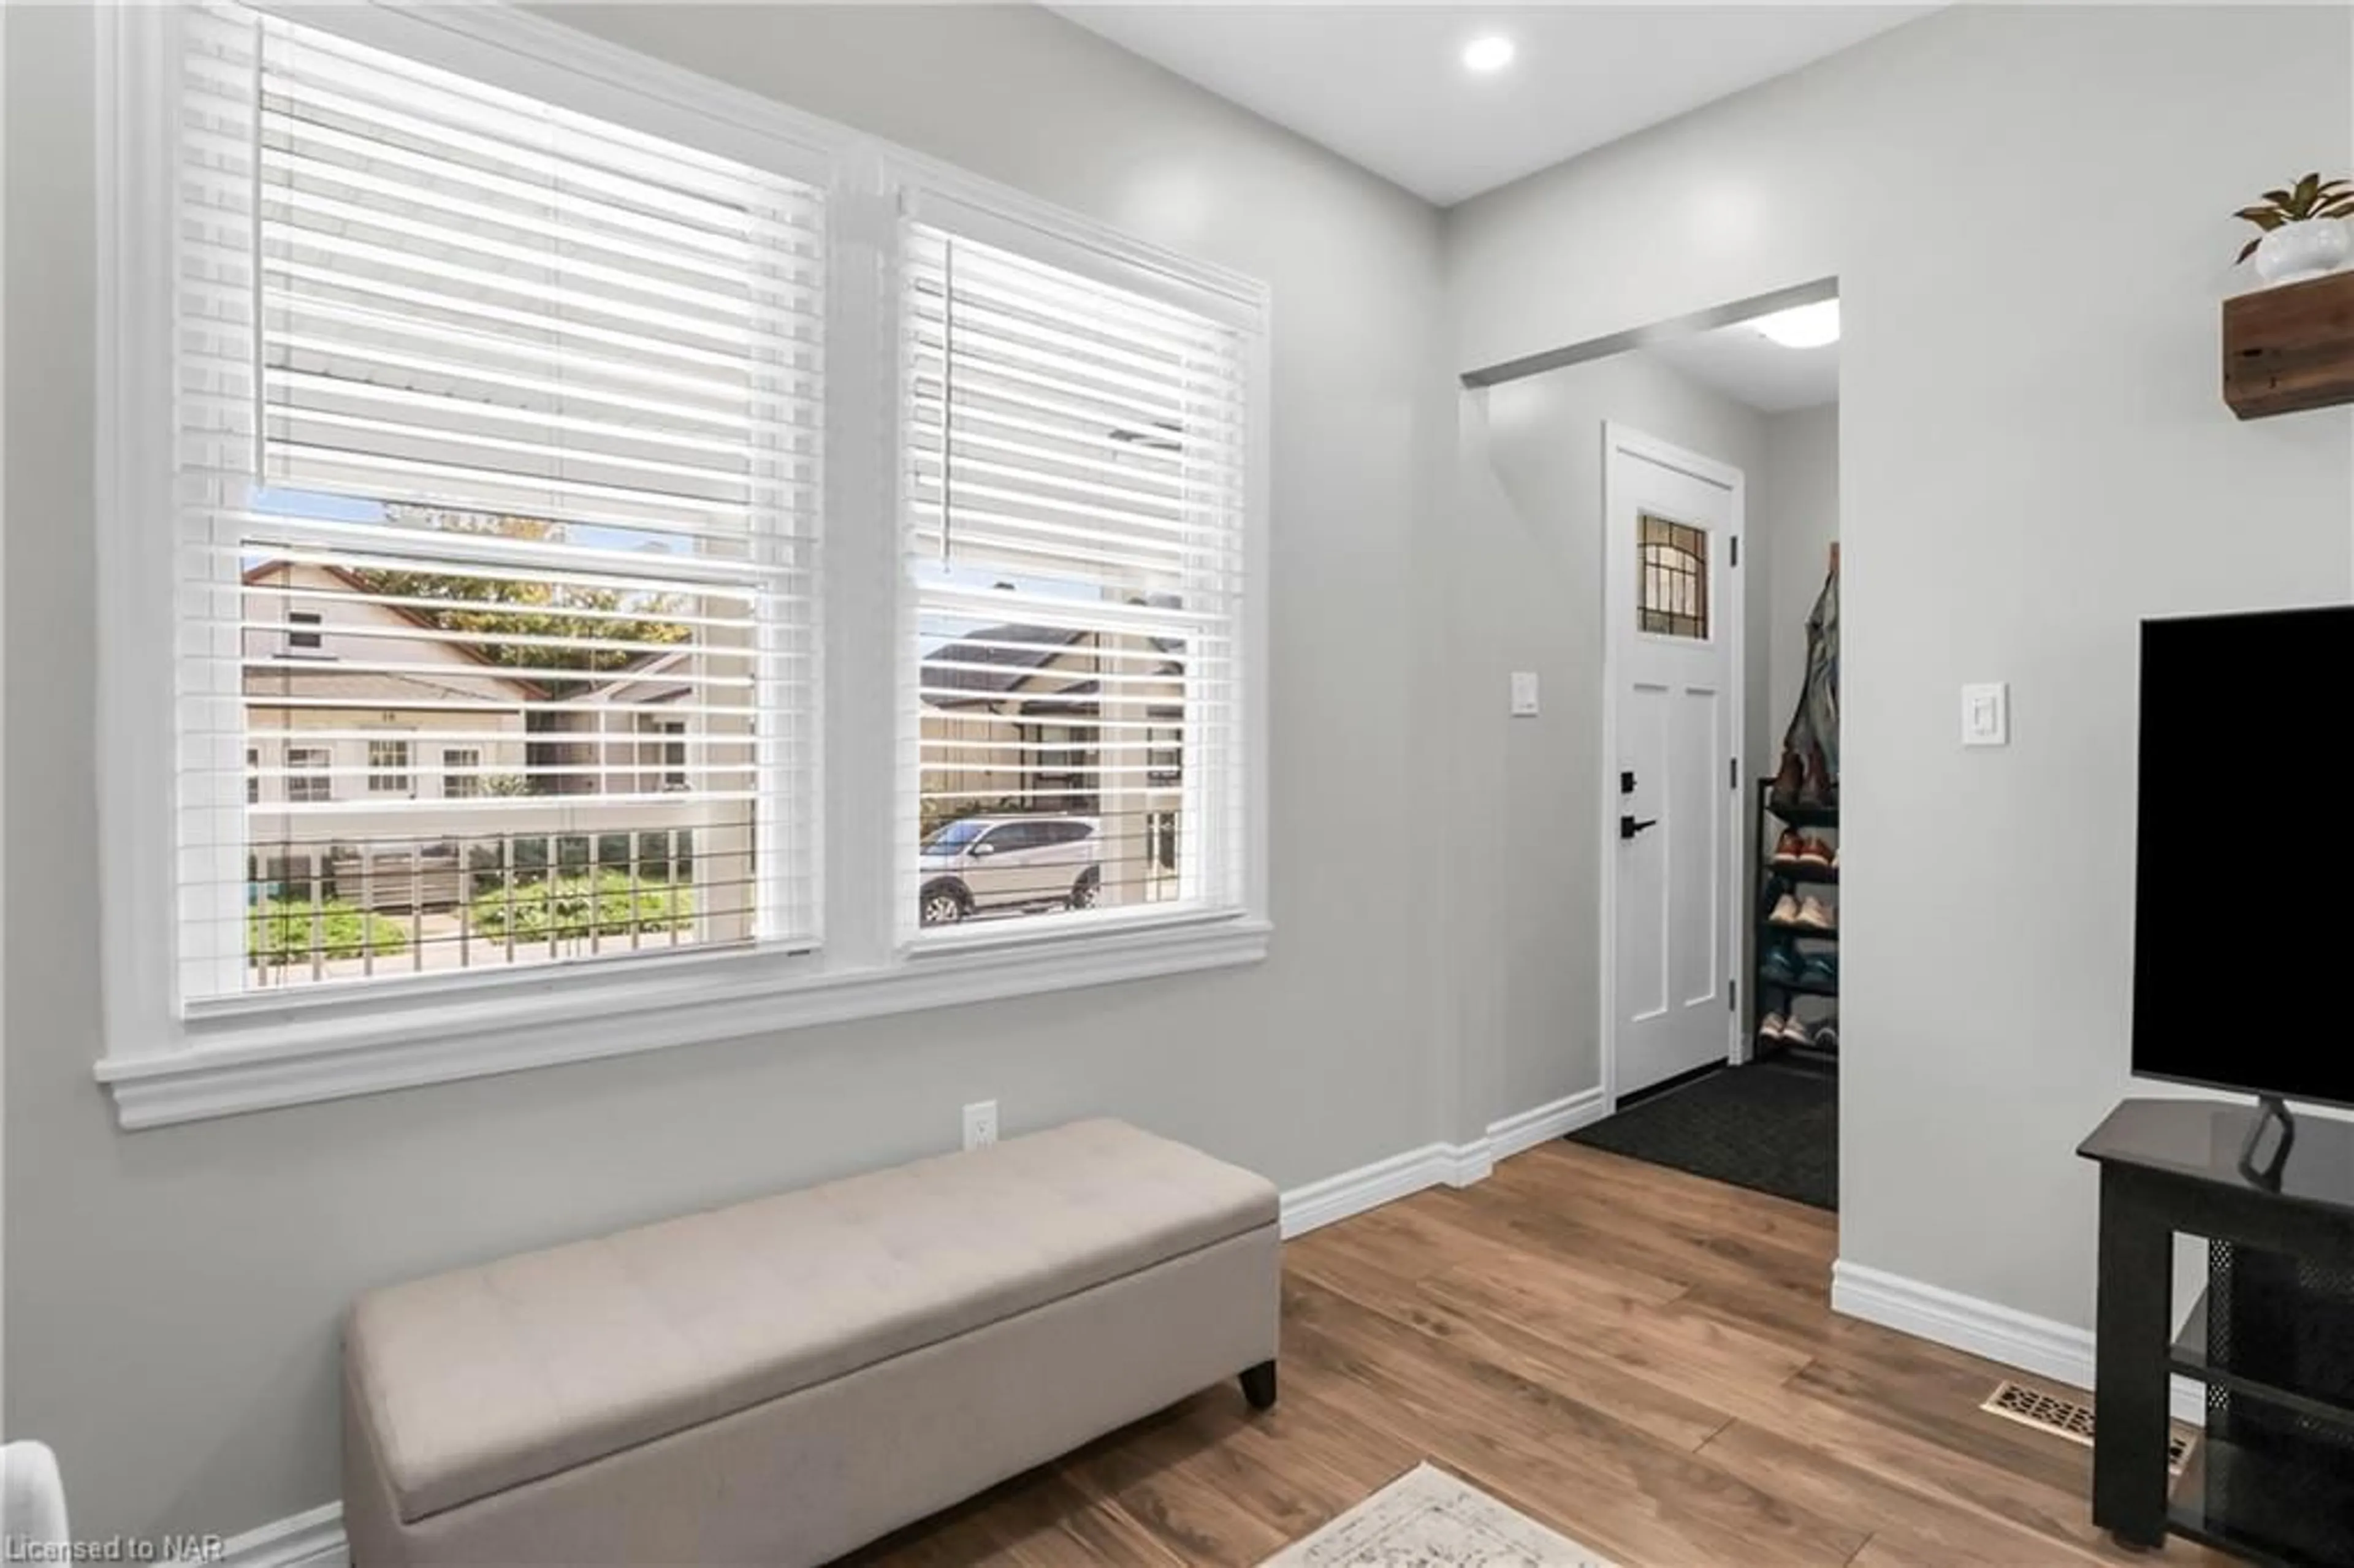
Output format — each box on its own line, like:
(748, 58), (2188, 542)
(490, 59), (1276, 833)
(2225, 268), (2354, 419)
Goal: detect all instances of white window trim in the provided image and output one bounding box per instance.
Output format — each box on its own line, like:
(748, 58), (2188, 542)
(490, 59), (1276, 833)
(92, 0), (1271, 1129)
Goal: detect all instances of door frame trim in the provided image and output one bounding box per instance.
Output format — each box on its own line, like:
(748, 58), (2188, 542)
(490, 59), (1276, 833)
(1598, 421), (1748, 1114)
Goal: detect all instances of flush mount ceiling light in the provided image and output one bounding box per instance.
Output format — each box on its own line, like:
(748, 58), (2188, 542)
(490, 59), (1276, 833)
(1751, 299), (1841, 349)
(1461, 34), (1517, 73)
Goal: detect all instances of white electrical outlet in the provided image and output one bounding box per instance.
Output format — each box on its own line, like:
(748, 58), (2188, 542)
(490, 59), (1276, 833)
(962, 1100), (999, 1150)
(1510, 671), (1541, 717)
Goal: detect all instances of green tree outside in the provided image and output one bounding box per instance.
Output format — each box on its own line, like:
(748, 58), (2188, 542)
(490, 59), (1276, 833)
(354, 509), (692, 694)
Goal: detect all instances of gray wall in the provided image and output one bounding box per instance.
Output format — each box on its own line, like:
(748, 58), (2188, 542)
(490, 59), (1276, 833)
(10, 0), (2353, 1543)
(1, 4), (1452, 1539)
(1450, 3), (2353, 1324)
(1758, 403), (1840, 755)
(1455, 353), (1770, 1121)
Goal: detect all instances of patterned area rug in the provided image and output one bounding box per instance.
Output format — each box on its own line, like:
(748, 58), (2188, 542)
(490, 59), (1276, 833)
(1260, 1464), (1619, 1567)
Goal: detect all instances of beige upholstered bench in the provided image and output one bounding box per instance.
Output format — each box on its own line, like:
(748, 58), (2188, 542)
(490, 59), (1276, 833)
(340, 1119), (1281, 1566)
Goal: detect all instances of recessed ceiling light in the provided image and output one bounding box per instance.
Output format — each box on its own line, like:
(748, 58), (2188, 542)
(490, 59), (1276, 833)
(1461, 35), (1517, 74)
(1752, 300), (1840, 349)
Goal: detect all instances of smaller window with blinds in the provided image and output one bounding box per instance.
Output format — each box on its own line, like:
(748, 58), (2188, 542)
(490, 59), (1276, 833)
(1637, 514), (1711, 639)
(902, 218), (1252, 937)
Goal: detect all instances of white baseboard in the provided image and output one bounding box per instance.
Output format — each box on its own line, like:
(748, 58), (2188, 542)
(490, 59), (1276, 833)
(1488, 1086), (1609, 1161)
(1276, 1086), (1606, 1237)
(1278, 1141), (1462, 1238)
(219, 1502), (346, 1568)
(216, 1086), (1615, 1564)
(1831, 1260), (2206, 1425)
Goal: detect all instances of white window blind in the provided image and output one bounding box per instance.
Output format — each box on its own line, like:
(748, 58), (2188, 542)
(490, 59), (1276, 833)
(172, 2), (823, 1003)
(902, 222), (1250, 934)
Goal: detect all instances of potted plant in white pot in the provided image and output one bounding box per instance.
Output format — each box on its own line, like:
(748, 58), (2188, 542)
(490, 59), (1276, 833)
(2236, 172), (2354, 287)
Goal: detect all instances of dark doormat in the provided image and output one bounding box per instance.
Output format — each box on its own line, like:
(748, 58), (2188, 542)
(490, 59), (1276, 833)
(1566, 1059), (1837, 1210)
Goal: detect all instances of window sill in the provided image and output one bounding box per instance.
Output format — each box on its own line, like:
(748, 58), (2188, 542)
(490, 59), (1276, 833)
(94, 915), (1271, 1130)
(907, 903), (1242, 958)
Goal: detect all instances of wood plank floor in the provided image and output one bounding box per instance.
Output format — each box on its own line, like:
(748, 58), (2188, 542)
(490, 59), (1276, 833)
(845, 1141), (2223, 1566)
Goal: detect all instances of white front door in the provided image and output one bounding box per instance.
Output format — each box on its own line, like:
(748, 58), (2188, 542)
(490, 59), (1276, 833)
(1604, 425), (1743, 1102)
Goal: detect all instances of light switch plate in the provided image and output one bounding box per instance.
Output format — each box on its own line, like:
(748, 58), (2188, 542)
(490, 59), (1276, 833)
(1961, 682), (2009, 747)
(1510, 671), (1540, 717)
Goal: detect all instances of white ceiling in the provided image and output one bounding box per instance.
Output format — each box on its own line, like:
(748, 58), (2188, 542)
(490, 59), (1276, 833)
(1645, 313), (1838, 413)
(1053, 6), (1930, 206)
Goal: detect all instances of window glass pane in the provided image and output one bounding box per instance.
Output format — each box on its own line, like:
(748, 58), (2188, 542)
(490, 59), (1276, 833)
(905, 226), (1244, 934)
(367, 737), (412, 794)
(285, 747), (332, 804)
(237, 531), (764, 986)
(441, 748), (481, 800)
(1637, 514), (1710, 639)
(1147, 725), (1181, 785)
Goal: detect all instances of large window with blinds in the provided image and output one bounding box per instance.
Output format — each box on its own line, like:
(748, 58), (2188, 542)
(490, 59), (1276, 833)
(99, 1), (1267, 1120)
(173, 2), (820, 1002)
(904, 220), (1249, 937)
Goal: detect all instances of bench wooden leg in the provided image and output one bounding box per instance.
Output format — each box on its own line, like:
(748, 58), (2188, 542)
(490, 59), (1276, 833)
(1240, 1359), (1278, 1412)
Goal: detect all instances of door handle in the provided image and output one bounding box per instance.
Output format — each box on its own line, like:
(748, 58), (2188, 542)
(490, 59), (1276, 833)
(1619, 814), (1659, 841)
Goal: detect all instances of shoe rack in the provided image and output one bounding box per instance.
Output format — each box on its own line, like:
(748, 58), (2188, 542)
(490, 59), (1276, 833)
(1754, 778), (1838, 1063)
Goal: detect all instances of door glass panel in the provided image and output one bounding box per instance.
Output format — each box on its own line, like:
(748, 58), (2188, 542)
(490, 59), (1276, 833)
(1638, 514), (1710, 639)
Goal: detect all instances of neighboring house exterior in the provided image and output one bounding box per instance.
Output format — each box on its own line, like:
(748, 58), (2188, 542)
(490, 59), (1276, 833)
(529, 647), (704, 799)
(919, 621), (1184, 814)
(240, 574), (1181, 919)
(242, 560), (539, 817)
(240, 561), (720, 920)
(243, 560), (718, 815)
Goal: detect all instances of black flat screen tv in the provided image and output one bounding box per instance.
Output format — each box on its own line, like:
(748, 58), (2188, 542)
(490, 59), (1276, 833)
(2135, 605), (2354, 1111)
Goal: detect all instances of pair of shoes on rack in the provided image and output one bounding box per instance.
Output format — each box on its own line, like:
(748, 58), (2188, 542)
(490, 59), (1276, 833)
(1764, 938), (1837, 990)
(1768, 891), (1837, 932)
(1769, 829), (1838, 870)
(1759, 1011), (1839, 1051)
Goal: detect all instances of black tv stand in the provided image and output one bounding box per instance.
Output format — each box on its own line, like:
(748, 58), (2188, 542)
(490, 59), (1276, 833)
(2080, 1099), (2354, 1566)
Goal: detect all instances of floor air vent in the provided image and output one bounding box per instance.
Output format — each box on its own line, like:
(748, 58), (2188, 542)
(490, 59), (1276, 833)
(1979, 1380), (2191, 1471)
